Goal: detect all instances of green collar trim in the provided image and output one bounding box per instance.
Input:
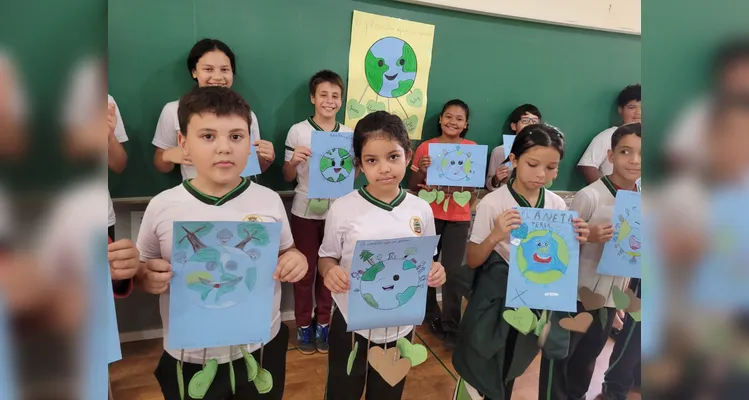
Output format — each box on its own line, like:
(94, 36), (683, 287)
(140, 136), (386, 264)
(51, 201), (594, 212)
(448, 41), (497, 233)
(507, 177), (545, 208)
(307, 116), (340, 132)
(358, 186), (406, 211)
(183, 178), (250, 206)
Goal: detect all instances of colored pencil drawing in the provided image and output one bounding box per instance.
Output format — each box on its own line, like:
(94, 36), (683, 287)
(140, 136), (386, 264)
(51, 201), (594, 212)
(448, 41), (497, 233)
(426, 143), (488, 188)
(347, 236), (440, 331)
(308, 131), (356, 199)
(169, 221), (281, 349)
(507, 208), (580, 312)
(600, 190), (642, 278)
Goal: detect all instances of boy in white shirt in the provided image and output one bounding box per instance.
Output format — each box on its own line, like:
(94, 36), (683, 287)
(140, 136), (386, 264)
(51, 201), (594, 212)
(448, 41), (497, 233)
(578, 84), (641, 184)
(151, 39), (274, 180)
(543, 123), (641, 400)
(136, 86), (307, 400)
(282, 70), (353, 355)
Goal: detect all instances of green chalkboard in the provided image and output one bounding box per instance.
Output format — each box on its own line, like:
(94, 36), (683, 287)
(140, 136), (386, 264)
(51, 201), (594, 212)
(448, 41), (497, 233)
(108, 0), (640, 198)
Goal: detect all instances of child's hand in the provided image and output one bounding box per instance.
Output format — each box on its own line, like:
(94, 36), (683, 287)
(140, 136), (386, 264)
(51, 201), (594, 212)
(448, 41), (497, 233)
(490, 209), (522, 242)
(427, 262), (446, 287)
(418, 155), (431, 173)
(108, 239), (140, 281)
(107, 103), (116, 137)
(323, 265), (350, 294)
(495, 165), (509, 182)
(588, 223), (614, 243)
(140, 259), (173, 294)
(613, 310), (625, 330)
(162, 147), (192, 165)
(254, 140), (275, 163)
(572, 218), (590, 243)
(290, 146), (311, 167)
(274, 248), (308, 283)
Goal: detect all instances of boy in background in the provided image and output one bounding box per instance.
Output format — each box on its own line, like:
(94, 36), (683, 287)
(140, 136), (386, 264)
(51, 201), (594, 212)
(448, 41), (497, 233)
(485, 104), (542, 190)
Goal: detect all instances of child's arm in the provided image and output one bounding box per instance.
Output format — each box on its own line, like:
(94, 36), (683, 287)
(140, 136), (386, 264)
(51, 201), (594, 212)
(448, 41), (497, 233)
(569, 191), (610, 243)
(107, 102), (128, 173)
(577, 134), (608, 184)
(486, 147), (509, 191)
(108, 238), (139, 297)
(407, 143), (429, 192)
(255, 139), (275, 172)
(466, 206), (521, 268)
(282, 127), (309, 182)
(273, 246), (307, 283)
(319, 257), (349, 293)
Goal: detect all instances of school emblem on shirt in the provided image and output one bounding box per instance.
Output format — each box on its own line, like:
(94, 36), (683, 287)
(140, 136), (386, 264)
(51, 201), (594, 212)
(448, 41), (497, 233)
(242, 215), (262, 222)
(409, 216), (423, 236)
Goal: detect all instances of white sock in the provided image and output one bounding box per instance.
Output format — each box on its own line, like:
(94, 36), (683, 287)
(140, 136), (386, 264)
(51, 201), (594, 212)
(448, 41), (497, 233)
(319, 323), (329, 328)
(300, 325), (310, 329)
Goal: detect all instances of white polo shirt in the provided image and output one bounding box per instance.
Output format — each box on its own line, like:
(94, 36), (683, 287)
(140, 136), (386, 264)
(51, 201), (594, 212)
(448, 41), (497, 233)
(284, 118), (353, 220)
(568, 177), (630, 307)
(577, 126), (617, 177)
(469, 180), (567, 263)
(318, 188), (436, 343)
(152, 100), (261, 181)
(136, 178), (293, 364)
(108, 95), (129, 227)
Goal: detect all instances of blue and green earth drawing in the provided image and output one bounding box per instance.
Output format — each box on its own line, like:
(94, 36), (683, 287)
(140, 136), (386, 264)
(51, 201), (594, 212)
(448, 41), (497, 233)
(364, 37), (417, 98)
(517, 229), (569, 284)
(437, 147), (474, 182)
(357, 250), (421, 310)
(320, 148), (354, 183)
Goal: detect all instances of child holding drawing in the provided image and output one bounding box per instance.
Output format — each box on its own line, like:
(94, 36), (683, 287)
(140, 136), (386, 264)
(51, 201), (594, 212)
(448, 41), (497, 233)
(282, 70), (354, 355)
(136, 87), (307, 400)
(539, 123), (641, 400)
(486, 104), (543, 191)
(454, 124), (589, 399)
(319, 111), (446, 400)
(407, 99), (474, 348)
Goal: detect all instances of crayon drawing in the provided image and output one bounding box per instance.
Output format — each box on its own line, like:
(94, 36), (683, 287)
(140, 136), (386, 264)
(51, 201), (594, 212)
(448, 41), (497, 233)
(308, 131), (355, 199)
(426, 143), (488, 188)
(347, 236), (440, 331)
(344, 11), (435, 139)
(599, 190), (641, 278)
(169, 221), (281, 349)
(507, 208), (580, 312)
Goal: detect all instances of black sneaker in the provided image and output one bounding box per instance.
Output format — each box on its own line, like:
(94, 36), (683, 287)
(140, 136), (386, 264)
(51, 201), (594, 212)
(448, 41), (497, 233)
(426, 317), (446, 340)
(444, 332), (459, 349)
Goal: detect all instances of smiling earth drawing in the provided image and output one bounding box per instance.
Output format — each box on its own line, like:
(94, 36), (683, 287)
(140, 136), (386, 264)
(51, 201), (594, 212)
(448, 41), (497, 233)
(359, 258), (419, 310)
(364, 37), (417, 99)
(320, 148), (354, 183)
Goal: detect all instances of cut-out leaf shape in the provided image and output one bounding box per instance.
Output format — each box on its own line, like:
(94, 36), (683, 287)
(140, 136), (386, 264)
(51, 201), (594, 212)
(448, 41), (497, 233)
(629, 310), (641, 322)
(253, 368), (273, 394)
(176, 362), (185, 400)
(396, 338), (428, 366)
(229, 357), (235, 394)
(368, 346), (411, 387)
(307, 199), (330, 215)
(240, 347), (258, 381)
(347, 99), (366, 119)
(435, 190), (446, 204)
(452, 191), (472, 207)
(578, 287), (606, 311)
(512, 223), (529, 239)
(406, 89), (424, 108)
(188, 358), (218, 399)
(418, 189), (437, 204)
(502, 307), (537, 335)
(402, 115), (419, 133)
(347, 341), (359, 376)
(612, 286), (631, 311)
(534, 310), (548, 336)
(559, 312), (594, 333)
(624, 288), (641, 313)
(599, 308), (609, 330)
(366, 100), (387, 113)
(442, 196), (450, 212)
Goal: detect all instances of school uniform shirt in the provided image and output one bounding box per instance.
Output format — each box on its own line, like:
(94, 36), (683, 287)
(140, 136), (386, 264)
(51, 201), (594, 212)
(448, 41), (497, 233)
(136, 178), (293, 364)
(151, 100), (261, 181)
(411, 138), (476, 222)
(107, 95), (129, 227)
(318, 188), (436, 343)
(665, 97), (709, 170)
(284, 118), (353, 220)
(469, 180), (567, 263)
(485, 145), (512, 191)
(577, 126), (618, 177)
(568, 177), (630, 308)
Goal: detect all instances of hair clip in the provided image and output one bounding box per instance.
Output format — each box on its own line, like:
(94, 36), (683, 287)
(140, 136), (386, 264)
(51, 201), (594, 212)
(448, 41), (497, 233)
(543, 123), (565, 138)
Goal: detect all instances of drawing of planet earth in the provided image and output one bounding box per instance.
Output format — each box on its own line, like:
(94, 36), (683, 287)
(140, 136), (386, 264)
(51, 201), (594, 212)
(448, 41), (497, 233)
(183, 246), (257, 309)
(320, 148), (354, 183)
(359, 258), (419, 310)
(364, 37), (417, 98)
(616, 216), (641, 257)
(517, 230), (569, 284)
(438, 148), (473, 182)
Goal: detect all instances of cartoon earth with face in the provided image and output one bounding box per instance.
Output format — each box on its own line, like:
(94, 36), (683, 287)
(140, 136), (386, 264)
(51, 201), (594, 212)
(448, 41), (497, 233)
(320, 148), (354, 183)
(183, 246), (256, 309)
(364, 37), (417, 98)
(517, 230), (569, 284)
(359, 258), (420, 310)
(616, 214), (641, 261)
(438, 147), (473, 182)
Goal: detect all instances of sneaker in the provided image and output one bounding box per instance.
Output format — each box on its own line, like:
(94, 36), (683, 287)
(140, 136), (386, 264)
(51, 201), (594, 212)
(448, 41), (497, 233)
(296, 325), (316, 355)
(444, 332), (459, 349)
(316, 324), (330, 353)
(426, 317), (446, 340)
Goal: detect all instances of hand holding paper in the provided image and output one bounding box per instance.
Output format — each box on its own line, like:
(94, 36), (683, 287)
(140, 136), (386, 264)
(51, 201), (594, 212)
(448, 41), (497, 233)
(323, 264), (350, 293)
(427, 261), (446, 287)
(572, 218), (590, 243)
(140, 258), (173, 294)
(274, 248), (308, 283)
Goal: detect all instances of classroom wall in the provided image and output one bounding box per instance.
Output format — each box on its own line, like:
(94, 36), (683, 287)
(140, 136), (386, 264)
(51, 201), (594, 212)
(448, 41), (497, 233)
(108, 0), (640, 198)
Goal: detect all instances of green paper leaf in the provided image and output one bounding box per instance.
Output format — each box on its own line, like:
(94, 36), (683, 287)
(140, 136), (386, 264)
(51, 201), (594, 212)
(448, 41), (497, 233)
(503, 307), (538, 335)
(366, 100), (387, 113)
(534, 311), (547, 336)
(406, 89), (424, 108)
(229, 358), (235, 394)
(612, 286), (631, 311)
(417, 189), (437, 204)
(347, 99), (366, 119)
(188, 359), (218, 399)
(435, 190), (446, 204)
(253, 368), (274, 394)
(442, 196), (450, 212)
(402, 115), (419, 133)
(629, 310), (641, 322)
(452, 191), (472, 207)
(347, 341), (359, 375)
(396, 338), (428, 366)
(176, 362), (185, 400)
(599, 308), (609, 330)
(307, 199), (330, 215)
(240, 347), (258, 381)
